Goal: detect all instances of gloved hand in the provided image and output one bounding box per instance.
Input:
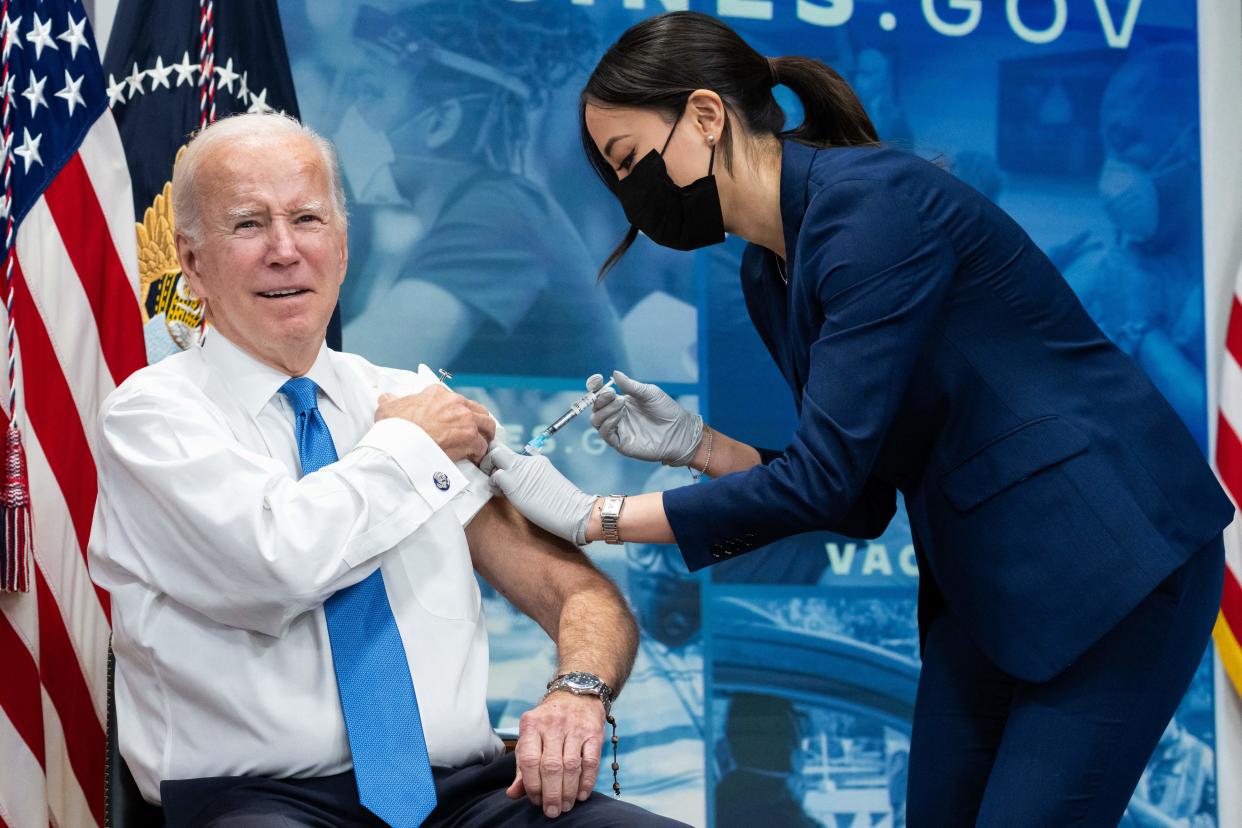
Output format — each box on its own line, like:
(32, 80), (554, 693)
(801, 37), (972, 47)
(485, 442), (597, 546)
(587, 370), (703, 466)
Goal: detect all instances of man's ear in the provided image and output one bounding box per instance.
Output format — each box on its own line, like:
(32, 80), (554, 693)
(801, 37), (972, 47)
(424, 99), (463, 150)
(337, 235), (348, 286)
(175, 231), (207, 301)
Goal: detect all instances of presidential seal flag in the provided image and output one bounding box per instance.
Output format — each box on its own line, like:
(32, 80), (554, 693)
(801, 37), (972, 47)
(0, 0), (147, 824)
(102, 0), (313, 363)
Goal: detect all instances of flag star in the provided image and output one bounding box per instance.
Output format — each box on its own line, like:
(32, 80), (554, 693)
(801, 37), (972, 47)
(14, 128), (42, 173)
(0, 194), (10, 221)
(214, 57), (239, 94)
(147, 55), (173, 90)
(105, 72), (125, 106)
(236, 70), (250, 104)
(125, 61), (144, 98)
(3, 14), (22, 61)
(246, 87), (271, 114)
(25, 13), (57, 60)
(55, 69), (84, 116)
(57, 12), (89, 59)
(1, 74), (16, 109)
(21, 70), (47, 116)
(172, 50), (197, 87)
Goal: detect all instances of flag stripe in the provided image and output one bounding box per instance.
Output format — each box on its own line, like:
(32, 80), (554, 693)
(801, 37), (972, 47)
(1221, 352), (1242, 435)
(1215, 611), (1242, 699)
(24, 420), (109, 717)
(34, 570), (104, 826)
(1216, 413), (1242, 507)
(17, 200), (117, 455)
(0, 712), (48, 828)
(42, 153), (146, 385)
(1227, 296), (1242, 369)
(12, 261), (106, 610)
(76, 117), (142, 302)
(0, 616), (44, 767)
(39, 687), (95, 828)
(1224, 564), (1242, 637)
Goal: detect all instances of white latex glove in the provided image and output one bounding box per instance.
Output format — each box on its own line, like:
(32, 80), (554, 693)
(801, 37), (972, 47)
(485, 442), (597, 546)
(587, 370), (703, 466)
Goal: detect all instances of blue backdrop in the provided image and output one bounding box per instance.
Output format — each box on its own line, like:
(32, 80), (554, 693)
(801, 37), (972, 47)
(278, 2), (1215, 825)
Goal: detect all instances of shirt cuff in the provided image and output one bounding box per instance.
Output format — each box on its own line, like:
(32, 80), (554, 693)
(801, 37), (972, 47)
(357, 418), (470, 512)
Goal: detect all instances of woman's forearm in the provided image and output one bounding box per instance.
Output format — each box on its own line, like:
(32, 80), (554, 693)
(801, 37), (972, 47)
(583, 426), (762, 545)
(584, 492), (675, 544)
(688, 425), (763, 478)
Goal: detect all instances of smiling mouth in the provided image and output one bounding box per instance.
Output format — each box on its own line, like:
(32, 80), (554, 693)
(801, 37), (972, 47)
(257, 289), (309, 298)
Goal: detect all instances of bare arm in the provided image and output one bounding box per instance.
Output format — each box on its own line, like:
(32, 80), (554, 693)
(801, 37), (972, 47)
(466, 497), (638, 818)
(467, 497), (637, 689)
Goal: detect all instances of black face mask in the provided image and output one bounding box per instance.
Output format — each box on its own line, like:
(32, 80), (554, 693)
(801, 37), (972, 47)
(614, 114), (726, 251)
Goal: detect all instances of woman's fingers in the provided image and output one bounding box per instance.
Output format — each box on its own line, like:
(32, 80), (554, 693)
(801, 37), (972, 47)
(589, 397), (625, 429)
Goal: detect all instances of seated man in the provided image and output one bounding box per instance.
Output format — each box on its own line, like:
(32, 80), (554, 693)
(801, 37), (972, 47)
(88, 112), (683, 828)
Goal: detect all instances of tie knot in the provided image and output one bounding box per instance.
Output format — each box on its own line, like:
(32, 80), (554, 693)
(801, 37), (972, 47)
(279, 377), (320, 416)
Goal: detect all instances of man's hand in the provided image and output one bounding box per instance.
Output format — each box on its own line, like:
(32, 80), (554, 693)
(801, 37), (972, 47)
(507, 691), (606, 818)
(375, 386), (494, 464)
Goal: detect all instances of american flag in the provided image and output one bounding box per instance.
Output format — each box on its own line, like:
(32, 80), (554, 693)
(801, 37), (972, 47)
(0, 0), (144, 825)
(1214, 280), (1242, 703)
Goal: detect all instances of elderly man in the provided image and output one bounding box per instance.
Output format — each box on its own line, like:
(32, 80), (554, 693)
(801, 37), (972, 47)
(89, 113), (683, 828)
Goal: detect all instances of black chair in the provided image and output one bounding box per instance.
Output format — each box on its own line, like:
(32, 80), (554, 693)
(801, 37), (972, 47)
(106, 639), (165, 827)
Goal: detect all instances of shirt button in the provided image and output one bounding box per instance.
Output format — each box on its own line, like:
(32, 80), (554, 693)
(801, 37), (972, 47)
(433, 472), (451, 492)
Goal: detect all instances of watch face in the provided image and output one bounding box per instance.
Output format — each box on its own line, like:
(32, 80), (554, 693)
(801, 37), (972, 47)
(564, 672), (599, 691)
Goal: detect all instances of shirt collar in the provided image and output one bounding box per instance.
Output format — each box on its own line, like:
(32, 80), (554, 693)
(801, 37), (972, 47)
(779, 139), (819, 270)
(200, 329), (346, 417)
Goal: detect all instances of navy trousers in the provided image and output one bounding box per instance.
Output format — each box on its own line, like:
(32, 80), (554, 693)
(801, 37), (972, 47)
(907, 536), (1225, 826)
(160, 751), (687, 827)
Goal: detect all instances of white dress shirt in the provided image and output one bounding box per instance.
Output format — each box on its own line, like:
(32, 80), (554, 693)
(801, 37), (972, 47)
(89, 331), (504, 803)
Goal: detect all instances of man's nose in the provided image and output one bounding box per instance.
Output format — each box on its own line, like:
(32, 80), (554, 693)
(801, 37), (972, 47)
(265, 221), (299, 265)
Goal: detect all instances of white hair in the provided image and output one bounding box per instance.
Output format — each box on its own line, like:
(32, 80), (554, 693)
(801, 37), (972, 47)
(171, 112), (347, 244)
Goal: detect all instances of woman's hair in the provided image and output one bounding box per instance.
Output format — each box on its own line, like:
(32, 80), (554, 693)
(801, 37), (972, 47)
(580, 11), (878, 276)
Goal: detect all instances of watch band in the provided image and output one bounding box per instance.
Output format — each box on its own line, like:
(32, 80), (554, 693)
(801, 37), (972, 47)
(545, 672), (614, 716)
(600, 494), (626, 545)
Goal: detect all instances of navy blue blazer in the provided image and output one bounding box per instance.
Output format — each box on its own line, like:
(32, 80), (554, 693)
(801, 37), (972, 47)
(663, 140), (1233, 682)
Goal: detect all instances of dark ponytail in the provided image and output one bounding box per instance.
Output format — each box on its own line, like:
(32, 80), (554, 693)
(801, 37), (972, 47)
(769, 56), (878, 147)
(581, 11), (877, 277)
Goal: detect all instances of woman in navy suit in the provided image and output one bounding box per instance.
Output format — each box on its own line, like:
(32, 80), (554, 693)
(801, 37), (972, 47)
(485, 12), (1232, 824)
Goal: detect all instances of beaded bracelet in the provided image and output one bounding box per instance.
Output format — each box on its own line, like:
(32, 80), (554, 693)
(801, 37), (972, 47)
(690, 425), (714, 481)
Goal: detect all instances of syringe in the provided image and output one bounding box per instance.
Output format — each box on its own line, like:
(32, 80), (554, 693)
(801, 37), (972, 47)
(523, 378), (616, 455)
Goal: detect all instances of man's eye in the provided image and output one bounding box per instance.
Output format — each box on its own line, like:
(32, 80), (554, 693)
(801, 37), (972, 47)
(296, 214), (319, 223)
(236, 220), (258, 230)
(619, 149), (636, 172)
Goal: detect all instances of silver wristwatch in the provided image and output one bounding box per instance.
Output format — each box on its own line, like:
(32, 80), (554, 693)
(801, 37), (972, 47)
(600, 494), (626, 545)
(545, 671), (614, 716)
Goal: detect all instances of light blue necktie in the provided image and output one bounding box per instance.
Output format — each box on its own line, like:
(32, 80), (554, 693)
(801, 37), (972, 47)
(279, 377), (437, 827)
